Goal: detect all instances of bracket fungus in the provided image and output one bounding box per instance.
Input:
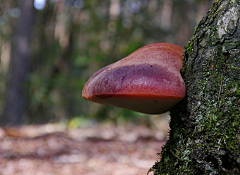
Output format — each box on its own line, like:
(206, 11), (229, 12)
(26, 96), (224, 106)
(82, 43), (185, 114)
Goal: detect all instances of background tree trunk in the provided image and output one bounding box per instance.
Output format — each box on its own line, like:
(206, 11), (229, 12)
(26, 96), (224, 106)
(1, 0), (34, 126)
(151, 0), (240, 174)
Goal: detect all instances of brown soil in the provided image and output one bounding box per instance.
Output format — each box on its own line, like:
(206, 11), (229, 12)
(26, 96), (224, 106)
(0, 123), (169, 175)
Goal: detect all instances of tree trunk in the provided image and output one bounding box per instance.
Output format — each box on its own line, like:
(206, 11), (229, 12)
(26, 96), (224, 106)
(150, 0), (240, 174)
(1, 0), (34, 126)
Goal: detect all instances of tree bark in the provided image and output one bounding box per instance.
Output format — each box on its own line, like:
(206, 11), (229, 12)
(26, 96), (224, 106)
(150, 0), (240, 174)
(1, 0), (34, 126)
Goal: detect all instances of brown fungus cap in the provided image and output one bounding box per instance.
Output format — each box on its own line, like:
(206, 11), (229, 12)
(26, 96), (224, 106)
(82, 43), (185, 114)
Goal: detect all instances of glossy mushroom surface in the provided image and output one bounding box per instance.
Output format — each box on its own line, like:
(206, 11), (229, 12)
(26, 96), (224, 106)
(82, 43), (185, 114)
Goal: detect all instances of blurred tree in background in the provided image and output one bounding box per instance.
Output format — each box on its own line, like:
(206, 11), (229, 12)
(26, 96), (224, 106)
(0, 0), (215, 126)
(2, 0), (34, 126)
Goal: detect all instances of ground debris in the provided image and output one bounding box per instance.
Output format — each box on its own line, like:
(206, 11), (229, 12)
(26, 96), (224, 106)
(0, 123), (169, 175)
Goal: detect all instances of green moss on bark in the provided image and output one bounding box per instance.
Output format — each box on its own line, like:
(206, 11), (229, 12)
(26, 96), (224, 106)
(150, 0), (240, 174)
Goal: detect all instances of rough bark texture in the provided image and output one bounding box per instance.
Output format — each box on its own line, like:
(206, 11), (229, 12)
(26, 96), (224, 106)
(150, 0), (240, 174)
(1, 0), (34, 126)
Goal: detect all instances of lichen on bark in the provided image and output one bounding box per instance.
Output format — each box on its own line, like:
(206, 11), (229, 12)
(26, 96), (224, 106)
(150, 0), (240, 174)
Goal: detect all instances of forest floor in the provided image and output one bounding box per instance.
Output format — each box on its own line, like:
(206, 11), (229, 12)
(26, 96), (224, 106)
(0, 119), (169, 175)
